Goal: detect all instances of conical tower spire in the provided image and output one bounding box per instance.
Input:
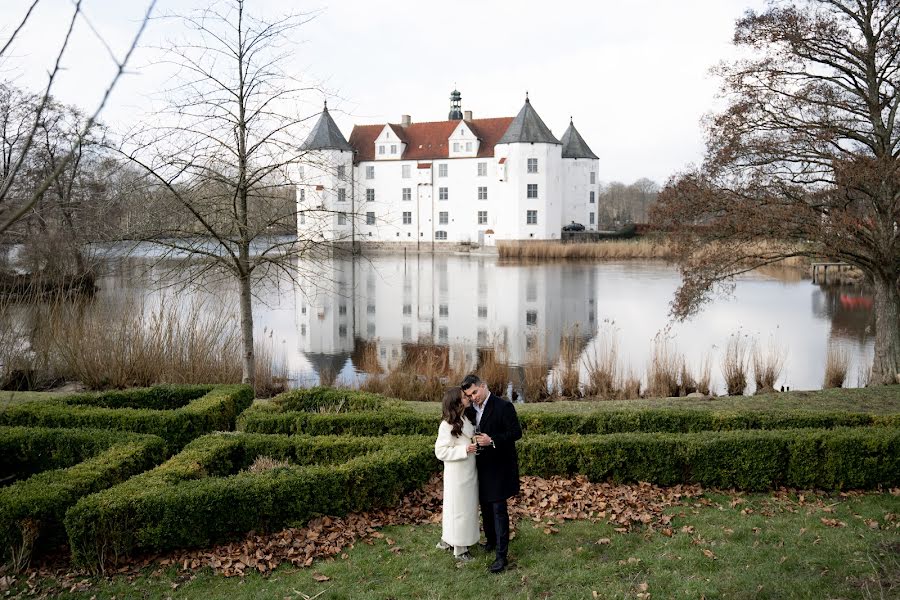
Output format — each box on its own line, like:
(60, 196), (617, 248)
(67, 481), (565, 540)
(448, 89), (463, 120)
(497, 94), (560, 145)
(301, 101), (352, 151)
(560, 118), (598, 159)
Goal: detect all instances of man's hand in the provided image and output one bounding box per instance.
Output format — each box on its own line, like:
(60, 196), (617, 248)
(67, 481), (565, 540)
(475, 433), (493, 447)
(466, 443), (478, 454)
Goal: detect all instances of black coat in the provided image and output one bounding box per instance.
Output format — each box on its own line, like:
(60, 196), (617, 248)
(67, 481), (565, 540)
(470, 393), (522, 503)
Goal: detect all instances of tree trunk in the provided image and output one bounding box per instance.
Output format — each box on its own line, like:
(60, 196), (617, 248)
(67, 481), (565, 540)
(870, 270), (900, 386)
(238, 268), (255, 388)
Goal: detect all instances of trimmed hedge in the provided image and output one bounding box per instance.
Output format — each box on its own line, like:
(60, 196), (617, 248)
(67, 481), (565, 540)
(65, 432), (437, 569)
(517, 427), (900, 490)
(269, 387), (401, 413)
(0, 385), (254, 449)
(238, 398), (898, 436)
(0, 426), (166, 564)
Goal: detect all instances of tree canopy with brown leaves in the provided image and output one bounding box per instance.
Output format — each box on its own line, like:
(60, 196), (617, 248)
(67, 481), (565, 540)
(653, 0), (900, 385)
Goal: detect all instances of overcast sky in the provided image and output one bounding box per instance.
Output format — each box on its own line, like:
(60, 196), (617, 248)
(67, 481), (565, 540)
(1, 0), (768, 184)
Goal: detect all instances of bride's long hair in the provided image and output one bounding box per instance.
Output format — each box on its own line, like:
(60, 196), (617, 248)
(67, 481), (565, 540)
(441, 387), (468, 437)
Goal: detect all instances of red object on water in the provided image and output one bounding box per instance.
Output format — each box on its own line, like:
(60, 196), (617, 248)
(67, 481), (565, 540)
(839, 294), (873, 309)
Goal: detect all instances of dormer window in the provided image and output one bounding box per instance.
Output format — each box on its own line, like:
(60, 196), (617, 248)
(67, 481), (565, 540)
(378, 145), (385, 155)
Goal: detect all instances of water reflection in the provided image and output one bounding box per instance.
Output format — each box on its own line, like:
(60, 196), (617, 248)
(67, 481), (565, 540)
(91, 255), (875, 393)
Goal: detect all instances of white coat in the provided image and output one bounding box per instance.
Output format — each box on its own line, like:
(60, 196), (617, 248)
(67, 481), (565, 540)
(434, 418), (480, 548)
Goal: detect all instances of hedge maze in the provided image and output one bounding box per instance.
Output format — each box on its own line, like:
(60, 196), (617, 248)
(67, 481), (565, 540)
(2, 384), (898, 572)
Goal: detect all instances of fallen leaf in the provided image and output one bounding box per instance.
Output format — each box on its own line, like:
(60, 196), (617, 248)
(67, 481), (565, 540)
(312, 573), (330, 582)
(702, 549), (716, 560)
(596, 538), (611, 545)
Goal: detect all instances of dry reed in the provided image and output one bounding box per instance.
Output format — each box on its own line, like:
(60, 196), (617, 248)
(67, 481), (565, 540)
(246, 456), (291, 474)
(695, 353), (713, 396)
(621, 369), (642, 399)
(824, 345), (851, 388)
(479, 342), (510, 397)
(646, 337), (681, 398)
(721, 335), (751, 396)
(497, 239), (670, 261)
(554, 326), (582, 398)
(583, 333), (619, 399)
(522, 336), (551, 402)
(752, 337), (786, 393)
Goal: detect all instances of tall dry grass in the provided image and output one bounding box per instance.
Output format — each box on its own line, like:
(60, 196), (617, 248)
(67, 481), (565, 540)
(583, 333), (619, 399)
(1, 296), (287, 396)
(522, 336), (551, 402)
(721, 335), (751, 396)
(695, 353), (713, 396)
(497, 239), (670, 261)
(752, 338), (786, 393)
(360, 344), (470, 402)
(646, 338), (681, 398)
(479, 343), (510, 397)
(824, 345), (850, 388)
(554, 326), (582, 398)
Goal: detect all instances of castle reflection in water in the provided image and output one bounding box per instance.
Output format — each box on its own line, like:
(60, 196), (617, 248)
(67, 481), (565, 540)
(294, 254), (598, 387)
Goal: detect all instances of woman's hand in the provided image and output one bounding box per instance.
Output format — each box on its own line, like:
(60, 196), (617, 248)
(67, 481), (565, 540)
(466, 443), (477, 454)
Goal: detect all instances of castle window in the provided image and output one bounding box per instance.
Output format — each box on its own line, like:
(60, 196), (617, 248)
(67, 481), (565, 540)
(439, 304), (449, 317)
(526, 210), (538, 224)
(466, 142), (472, 152)
(439, 187), (448, 201)
(378, 145), (385, 155)
(439, 326), (448, 343)
(435, 230), (448, 240)
(299, 189), (305, 201)
(366, 166), (375, 179)
(402, 188), (411, 201)
(590, 171), (596, 184)
(477, 162), (487, 176)
(366, 188), (375, 202)
(338, 188), (346, 202)
(527, 158), (538, 173)
(478, 186), (488, 200)
(299, 213), (305, 225)
(402, 164), (411, 178)
(526, 310), (538, 326)
(527, 184), (538, 199)
(337, 165), (345, 178)
(478, 305), (487, 319)
(391, 144), (397, 154)
(477, 210), (488, 225)
(439, 211), (449, 225)
(590, 191), (595, 204)
(403, 211), (412, 225)
(366, 212), (375, 225)
(338, 212), (347, 225)
(453, 142), (459, 152)
(438, 164), (448, 177)
(590, 212), (595, 225)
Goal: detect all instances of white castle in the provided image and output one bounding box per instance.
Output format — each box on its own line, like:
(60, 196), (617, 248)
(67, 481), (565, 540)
(296, 91), (600, 245)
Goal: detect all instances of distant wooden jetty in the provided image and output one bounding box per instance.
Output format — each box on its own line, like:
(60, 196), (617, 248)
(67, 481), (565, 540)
(810, 262), (852, 284)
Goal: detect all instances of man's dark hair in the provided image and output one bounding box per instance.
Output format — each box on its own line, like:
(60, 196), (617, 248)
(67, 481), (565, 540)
(460, 374), (482, 391)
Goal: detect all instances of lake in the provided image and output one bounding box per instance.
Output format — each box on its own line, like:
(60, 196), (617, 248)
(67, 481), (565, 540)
(95, 251), (875, 394)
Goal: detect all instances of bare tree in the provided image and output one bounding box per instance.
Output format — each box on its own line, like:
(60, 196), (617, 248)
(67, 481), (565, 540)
(120, 0), (334, 386)
(0, 0), (156, 235)
(653, 0), (899, 385)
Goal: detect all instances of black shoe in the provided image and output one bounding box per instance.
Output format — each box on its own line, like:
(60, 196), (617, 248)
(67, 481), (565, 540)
(479, 542), (496, 553)
(489, 557), (508, 573)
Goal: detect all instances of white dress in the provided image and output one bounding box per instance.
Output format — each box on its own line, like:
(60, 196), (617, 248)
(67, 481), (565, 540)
(434, 418), (480, 549)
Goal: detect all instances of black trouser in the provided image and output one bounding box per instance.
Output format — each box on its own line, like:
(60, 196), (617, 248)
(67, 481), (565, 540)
(481, 499), (510, 559)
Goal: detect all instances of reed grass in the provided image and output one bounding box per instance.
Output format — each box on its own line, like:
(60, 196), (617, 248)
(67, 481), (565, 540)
(583, 333), (619, 400)
(824, 345), (851, 389)
(554, 326), (582, 398)
(695, 353), (713, 396)
(497, 239), (670, 261)
(479, 342), (510, 397)
(646, 337), (681, 398)
(721, 335), (751, 396)
(522, 336), (551, 402)
(752, 338), (786, 393)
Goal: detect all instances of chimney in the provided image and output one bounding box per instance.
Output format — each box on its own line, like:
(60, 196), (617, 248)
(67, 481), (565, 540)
(400, 114), (411, 127)
(463, 110), (472, 121)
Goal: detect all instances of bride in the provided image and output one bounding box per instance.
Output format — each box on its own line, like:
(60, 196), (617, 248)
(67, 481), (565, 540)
(434, 387), (479, 562)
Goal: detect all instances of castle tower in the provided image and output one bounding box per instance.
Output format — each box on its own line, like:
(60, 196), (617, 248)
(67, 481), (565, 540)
(560, 118), (600, 229)
(448, 89), (463, 120)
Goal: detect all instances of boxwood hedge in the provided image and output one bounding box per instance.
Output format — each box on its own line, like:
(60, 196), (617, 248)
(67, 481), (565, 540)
(0, 385), (253, 449)
(238, 390), (898, 436)
(65, 432), (437, 569)
(0, 426), (166, 566)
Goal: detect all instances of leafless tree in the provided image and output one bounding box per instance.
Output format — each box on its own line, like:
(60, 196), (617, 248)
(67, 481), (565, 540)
(0, 0), (156, 236)
(119, 0), (339, 386)
(653, 0), (899, 385)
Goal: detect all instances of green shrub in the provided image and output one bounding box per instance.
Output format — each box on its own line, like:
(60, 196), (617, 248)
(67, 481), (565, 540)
(0, 426), (166, 568)
(238, 399), (897, 437)
(269, 387), (400, 413)
(65, 433), (437, 569)
(0, 385), (253, 449)
(517, 427), (900, 490)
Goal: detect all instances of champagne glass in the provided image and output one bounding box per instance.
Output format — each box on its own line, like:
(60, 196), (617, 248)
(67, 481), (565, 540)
(473, 425), (483, 456)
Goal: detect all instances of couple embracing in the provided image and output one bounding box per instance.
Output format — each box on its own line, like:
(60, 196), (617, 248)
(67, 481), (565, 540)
(434, 374), (522, 574)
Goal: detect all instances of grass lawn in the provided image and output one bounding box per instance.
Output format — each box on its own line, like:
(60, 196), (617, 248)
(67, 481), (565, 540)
(0, 390), (62, 407)
(20, 490), (899, 599)
(402, 386), (900, 416)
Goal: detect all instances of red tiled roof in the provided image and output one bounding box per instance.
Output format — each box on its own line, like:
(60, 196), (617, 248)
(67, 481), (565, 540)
(348, 117), (514, 163)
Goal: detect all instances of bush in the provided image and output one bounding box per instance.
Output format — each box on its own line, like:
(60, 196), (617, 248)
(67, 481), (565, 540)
(0, 385), (253, 449)
(269, 387), (399, 413)
(65, 432), (437, 569)
(0, 426), (165, 570)
(517, 427), (900, 490)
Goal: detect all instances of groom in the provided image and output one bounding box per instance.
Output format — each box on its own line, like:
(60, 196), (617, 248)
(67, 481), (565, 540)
(460, 374), (522, 574)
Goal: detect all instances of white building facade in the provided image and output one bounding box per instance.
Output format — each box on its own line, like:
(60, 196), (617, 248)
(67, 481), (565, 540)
(297, 91), (600, 244)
